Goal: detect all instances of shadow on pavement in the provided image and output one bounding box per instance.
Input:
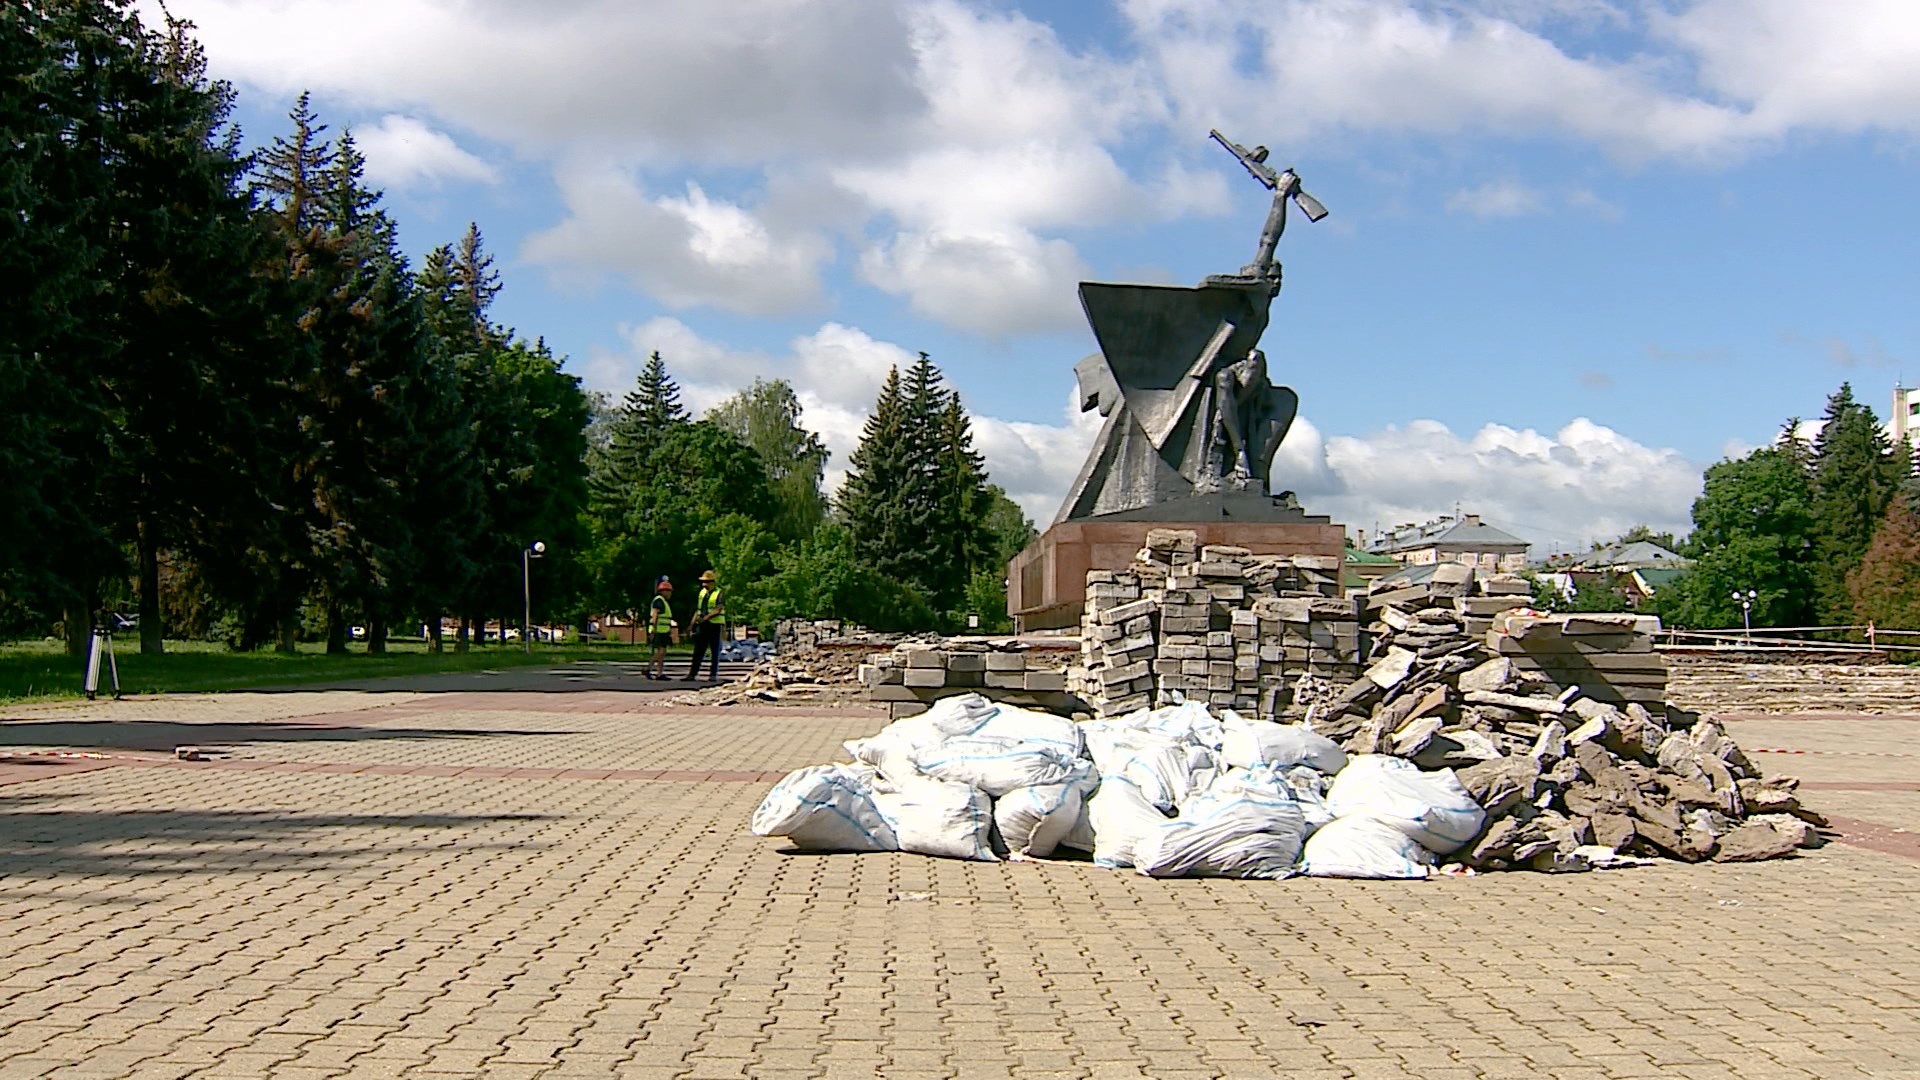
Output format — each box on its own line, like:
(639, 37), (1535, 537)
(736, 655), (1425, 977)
(242, 659), (755, 694)
(0, 719), (579, 753)
(0, 793), (556, 877)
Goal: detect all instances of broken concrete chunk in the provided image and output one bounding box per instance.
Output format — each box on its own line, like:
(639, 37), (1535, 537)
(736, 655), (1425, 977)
(1463, 690), (1567, 715)
(1712, 822), (1799, 862)
(1366, 647), (1420, 690)
(1456, 755), (1542, 817)
(1458, 657), (1517, 695)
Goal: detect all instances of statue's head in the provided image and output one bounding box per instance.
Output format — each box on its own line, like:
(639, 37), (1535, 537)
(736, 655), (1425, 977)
(1246, 348), (1267, 380)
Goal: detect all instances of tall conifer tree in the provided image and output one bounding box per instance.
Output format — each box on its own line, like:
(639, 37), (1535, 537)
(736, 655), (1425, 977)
(1808, 383), (1905, 623)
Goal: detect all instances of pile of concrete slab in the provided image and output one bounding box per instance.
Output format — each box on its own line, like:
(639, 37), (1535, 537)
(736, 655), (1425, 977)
(1307, 597), (1820, 867)
(1072, 529), (1357, 721)
(860, 641), (1078, 719)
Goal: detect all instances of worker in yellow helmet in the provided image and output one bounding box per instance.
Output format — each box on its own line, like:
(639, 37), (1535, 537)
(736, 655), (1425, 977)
(685, 570), (726, 683)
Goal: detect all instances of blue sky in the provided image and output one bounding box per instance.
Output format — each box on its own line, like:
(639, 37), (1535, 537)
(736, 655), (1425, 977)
(163, 0), (1920, 554)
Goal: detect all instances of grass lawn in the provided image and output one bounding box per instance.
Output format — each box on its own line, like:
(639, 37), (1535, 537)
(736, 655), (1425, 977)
(0, 637), (673, 705)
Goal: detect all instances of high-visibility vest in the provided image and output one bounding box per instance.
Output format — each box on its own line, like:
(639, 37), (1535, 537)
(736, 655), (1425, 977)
(696, 587), (724, 624)
(649, 596), (673, 634)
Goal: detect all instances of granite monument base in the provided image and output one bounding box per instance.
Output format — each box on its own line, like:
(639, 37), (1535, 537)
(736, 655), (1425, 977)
(1006, 508), (1347, 632)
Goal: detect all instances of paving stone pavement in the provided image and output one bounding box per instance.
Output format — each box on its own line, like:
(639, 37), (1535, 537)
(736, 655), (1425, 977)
(2, 680), (1919, 1079)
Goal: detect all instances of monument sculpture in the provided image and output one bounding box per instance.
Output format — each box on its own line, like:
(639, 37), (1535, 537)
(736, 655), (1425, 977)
(1055, 130), (1329, 523)
(1009, 131), (1348, 630)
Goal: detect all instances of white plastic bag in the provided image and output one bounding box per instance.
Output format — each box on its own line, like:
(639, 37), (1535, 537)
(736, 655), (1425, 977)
(1132, 766), (1306, 879)
(1086, 777), (1168, 868)
(750, 764), (899, 853)
(872, 777), (998, 861)
(1300, 815), (1435, 879)
(1324, 755), (1486, 855)
(1119, 741), (1201, 812)
(844, 694), (996, 783)
(1220, 712), (1348, 774)
(994, 763), (1096, 858)
(1280, 764), (1335, 833)
(971, 704), (1084, 758)
(911, 736), (1082, 798)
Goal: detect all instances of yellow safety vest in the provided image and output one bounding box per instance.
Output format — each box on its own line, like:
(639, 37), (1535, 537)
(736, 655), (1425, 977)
(696, 587), (723, 624)
(649, 596), (673, 634)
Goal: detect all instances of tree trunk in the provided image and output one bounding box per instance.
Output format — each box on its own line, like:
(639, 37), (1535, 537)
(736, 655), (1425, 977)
(427, 612), (443, 654)
(64, 602), (90, 659)
(456, 613), (470, 653)
(324, 601), (348, 655)
(276, 611), (299, 654)
(368, 613), (388, 655)
(137, 517), (163, 655)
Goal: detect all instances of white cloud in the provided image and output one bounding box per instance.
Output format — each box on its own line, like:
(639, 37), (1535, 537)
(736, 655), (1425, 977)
(1657, 0), (1920, 138)
(859, 228), (1090, 337)
(1124, 0), (1754, 161)
(524, 168), (832, 315)
(353, 114), (497, 189)
(1297, 416), (1702, 549)
(1445, 179), (1545, 217)
(161, 0), (926, 161)
(1565, 187), (1624, 220)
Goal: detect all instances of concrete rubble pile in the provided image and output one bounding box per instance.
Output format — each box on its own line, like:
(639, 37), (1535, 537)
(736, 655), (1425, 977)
(673, 620), (901, 707)
(860, 641), (1078, 719)
(1305, 602), (1822, 868)
(1072, 528), (1355, 721)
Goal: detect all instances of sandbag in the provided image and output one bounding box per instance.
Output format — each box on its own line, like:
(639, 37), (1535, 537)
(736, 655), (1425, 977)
(912, 736), (1082, 797)
(1118, 741), (1202, 812)
(1086, 777), (1167, 868)
(1132, 766), (1307, 879)
(1325, 755), (1486, 855)
(872, 777), (998, 861)
(844, 694), (997, 783)
(1280, 764), (1335, 833)
(971, 704), (1084, 758)
(1300, 815), (1435, 879)
(1220, 712), (1348, 774)
(994, 763), (1096, 858)
(750, 764), (898, 853)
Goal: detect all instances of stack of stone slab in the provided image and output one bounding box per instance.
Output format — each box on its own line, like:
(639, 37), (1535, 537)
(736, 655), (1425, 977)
(1069, 528), (1359, 721)
(1489, 610), (1666, 708)
(861, 641), (1077, 719)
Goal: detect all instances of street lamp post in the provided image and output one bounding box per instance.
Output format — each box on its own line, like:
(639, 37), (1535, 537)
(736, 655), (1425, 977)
(1733, 588), (1757, 641)
(523, 541), (546, 654)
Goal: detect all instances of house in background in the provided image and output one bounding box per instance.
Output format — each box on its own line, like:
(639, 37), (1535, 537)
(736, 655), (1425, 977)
(1544, 540), (1690, 573)
(1364, 513), (1530, 574)
(1344, 543), (1401, 593)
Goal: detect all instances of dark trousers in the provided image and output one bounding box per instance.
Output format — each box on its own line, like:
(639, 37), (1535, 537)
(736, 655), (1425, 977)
(686, 623), (723, 680)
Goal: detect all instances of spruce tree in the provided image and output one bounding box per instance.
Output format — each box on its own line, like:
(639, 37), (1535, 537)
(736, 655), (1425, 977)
(589, 351), (690, 520)
(1808, 383), (1905, 623)
(933, 393), (992, 609)
(841, 366), (912, 583)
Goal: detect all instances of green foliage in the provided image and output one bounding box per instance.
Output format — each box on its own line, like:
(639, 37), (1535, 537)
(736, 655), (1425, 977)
(707, 379), (829, 543)
(589, 421), (774, 618)
(1848, 488), (1920, 630)
(1665, 446), (1816, 629)
(1809, 383), (1907, 623)
(963, 570), (1014, 633)
(758, 524), (934, 632)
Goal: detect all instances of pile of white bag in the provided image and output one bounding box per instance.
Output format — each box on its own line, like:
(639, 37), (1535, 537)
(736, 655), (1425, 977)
(751, 694), (1489, 879)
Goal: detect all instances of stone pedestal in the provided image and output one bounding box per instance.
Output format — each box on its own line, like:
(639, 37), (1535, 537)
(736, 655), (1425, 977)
(1007, 506), (1347, 631)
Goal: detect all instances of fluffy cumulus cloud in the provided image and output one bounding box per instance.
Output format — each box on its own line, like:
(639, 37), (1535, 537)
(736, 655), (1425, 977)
(524, 168), (833, 315)
(1299, 417), (1702, 549)
(160, 0), (1920, 331)
(1121, 0), (1920, 161)
(354, 114), (497, 189)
